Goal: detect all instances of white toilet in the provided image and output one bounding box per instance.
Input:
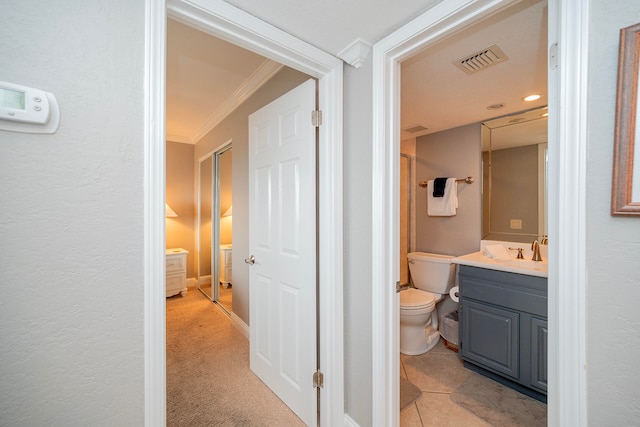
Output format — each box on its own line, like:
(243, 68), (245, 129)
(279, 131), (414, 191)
(400, 252), (455, 355)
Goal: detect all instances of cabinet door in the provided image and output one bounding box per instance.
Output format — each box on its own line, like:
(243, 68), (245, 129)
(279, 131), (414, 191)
(530, 316), (548, 392)
(461, 300), (520, 380)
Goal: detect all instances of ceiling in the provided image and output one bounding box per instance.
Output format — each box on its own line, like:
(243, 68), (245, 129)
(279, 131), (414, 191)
(166, 0), (548, 144)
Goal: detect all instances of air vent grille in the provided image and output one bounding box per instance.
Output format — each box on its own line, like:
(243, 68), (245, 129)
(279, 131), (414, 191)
(453, 44), (509, 74)
(404, 125), (428, 133)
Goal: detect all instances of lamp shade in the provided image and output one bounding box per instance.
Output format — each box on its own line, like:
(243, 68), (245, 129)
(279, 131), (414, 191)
(223, 206), (232, 217)
(165, 203), (178, 217)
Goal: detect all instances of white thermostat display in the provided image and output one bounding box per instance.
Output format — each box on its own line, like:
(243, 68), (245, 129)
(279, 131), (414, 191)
(0, 81), (60, 134)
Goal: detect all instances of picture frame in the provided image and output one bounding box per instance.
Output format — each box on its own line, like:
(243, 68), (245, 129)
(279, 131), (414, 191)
(612, 22), (640, 215)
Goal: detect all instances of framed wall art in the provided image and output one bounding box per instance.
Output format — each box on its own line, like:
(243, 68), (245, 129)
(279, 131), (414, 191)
(612, 22), (640, 215)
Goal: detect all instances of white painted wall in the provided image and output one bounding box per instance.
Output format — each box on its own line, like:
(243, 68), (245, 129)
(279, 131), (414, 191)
(0, 1), (145, 425)
(415, 123), (482, 257)
(343, 57), (374, 426)
(586, 0), (640, 423)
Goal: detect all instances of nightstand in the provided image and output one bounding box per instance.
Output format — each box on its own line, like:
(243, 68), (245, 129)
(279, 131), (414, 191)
(166, 248), (188, 297)
(220, 244), (232, 288)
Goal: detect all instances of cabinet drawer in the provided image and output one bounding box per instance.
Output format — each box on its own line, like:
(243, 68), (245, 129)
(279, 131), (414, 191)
(459, 266), (547, 317)
(166, 274), (185, 292)
(223, 250), (232, 266)
(530, 316), (548, 393)
(461, 299), (520, 380)
(166, 255), (186, 274)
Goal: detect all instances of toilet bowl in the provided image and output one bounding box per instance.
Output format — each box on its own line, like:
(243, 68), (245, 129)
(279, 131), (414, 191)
(400, 252), (455, 355)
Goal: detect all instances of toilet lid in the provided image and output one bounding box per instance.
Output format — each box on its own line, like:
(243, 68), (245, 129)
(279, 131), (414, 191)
(400, 288), (436, 309)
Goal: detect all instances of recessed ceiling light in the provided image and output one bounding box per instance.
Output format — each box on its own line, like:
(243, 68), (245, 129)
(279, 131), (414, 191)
(541, 112), (549, 117)
(523, 94), (541, 102)
(509, 118), (526, 124)
(487, 103), (505, 110)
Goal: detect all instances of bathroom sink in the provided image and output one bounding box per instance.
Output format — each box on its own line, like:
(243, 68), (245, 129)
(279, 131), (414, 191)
(453, 249), (548, 278)
(496, 258), (548, 270)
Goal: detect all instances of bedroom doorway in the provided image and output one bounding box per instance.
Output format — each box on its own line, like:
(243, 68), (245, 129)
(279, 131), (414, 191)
(145, 1), (345, 424)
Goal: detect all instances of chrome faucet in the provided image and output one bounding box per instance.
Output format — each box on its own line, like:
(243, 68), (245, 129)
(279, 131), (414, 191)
(531, 240), (543, 262)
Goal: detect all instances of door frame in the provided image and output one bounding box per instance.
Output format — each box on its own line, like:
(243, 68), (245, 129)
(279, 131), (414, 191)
(143, 0), (345, 425)
(371, 0), (588, 425)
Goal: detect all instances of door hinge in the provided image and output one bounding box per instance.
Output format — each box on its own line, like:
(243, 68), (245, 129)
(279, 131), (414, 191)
(311, 110), (322, 127)
(313, 370), (324, 389)
(549, 42), (558, 71)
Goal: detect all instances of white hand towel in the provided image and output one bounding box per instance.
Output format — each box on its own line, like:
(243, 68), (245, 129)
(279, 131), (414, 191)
(427, 178), (458, 216)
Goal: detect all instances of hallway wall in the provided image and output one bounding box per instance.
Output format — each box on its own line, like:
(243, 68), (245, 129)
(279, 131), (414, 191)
(0, 1), (145, 424)
(585, 1), (640, 424)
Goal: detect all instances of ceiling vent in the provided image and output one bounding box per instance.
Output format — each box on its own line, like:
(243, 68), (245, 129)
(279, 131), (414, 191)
(404, 125), (428, 133)
(453, 44), (509, 74)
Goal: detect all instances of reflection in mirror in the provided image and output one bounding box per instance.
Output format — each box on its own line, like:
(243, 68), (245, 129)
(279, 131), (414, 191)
(217, 147), (233, 314)
(482, 107), (548, 243)
(198, 156), (213, 298)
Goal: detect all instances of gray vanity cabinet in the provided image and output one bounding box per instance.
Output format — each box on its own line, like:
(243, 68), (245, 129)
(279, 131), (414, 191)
(458, 265), (547, 400)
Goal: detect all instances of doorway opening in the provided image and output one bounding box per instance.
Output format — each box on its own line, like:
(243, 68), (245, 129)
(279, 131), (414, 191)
(144, 1), (345, 424)
(373, 0), (588, 424)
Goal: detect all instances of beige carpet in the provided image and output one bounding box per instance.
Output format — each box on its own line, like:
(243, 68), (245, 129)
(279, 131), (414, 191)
(450, 373), (547, 427)
(400, 377), (422, 410)
(166, 288), (304, 426)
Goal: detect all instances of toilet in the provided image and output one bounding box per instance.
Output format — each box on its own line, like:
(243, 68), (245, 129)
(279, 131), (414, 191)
(400, 252), (455, 355)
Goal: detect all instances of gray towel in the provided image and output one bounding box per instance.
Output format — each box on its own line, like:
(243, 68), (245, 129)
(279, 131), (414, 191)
(433, 177), (448, 197)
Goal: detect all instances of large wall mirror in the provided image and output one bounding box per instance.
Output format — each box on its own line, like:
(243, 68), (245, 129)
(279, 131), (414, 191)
(482, 107), (548, 243)
(198, 142), (233, 313)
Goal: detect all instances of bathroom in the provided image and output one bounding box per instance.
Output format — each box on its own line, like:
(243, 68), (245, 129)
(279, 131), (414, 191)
(397, 0), (548, 423)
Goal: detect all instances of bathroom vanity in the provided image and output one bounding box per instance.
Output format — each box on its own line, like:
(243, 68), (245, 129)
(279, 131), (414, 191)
(454, 250), (547, 402)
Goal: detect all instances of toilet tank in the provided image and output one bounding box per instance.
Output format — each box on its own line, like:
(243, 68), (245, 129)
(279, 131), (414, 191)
(407, 252), (455, 294)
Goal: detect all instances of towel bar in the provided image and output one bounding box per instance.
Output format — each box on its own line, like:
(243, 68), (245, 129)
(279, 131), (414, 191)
(418, 176), (474, 188)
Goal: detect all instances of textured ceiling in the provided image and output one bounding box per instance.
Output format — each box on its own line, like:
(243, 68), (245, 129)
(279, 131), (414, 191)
(220, 0), (442, 56)
(166, 19), (275, 143)
(400, 0), (548, 139)
(166, 0), (548, 144)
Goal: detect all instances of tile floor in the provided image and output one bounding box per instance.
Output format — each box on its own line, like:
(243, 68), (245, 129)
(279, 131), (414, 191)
(400, 340), (547, 426)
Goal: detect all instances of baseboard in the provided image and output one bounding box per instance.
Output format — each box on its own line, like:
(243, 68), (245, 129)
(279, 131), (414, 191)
(186, 277), (197, 288)
(343, 414), (361, 427)
(230, 312), (249, 339)
(198, 275), (212, 285)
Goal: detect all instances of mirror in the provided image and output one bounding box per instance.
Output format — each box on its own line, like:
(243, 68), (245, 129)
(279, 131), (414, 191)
(198, 155), (213, 298)
(217, 147), (233, 314)
(482, 107), (548, 243)
(198, 143), (233, 311)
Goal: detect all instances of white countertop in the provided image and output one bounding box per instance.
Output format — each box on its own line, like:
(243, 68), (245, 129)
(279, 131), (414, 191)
(166, 248), (189, 255)
(453, 250), (548, 278)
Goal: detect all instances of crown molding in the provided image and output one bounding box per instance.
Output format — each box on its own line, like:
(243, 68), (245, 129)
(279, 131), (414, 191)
(165, 133), (193, 144)
(189, 59), (284, 144)
(337, 38), (372, 68)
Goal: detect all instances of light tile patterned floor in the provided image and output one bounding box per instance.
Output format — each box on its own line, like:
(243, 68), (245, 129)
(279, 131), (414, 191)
(400, 340), (547, 426)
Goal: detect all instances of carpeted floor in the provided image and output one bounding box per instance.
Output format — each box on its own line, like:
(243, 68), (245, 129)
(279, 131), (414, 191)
(166, 288), (304, 426)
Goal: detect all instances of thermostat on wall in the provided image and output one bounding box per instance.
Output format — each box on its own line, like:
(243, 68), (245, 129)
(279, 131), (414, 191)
(0, 81), (60, 134)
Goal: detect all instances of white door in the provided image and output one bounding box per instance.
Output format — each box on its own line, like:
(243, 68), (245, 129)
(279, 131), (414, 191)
(248, 79), (317, 425)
